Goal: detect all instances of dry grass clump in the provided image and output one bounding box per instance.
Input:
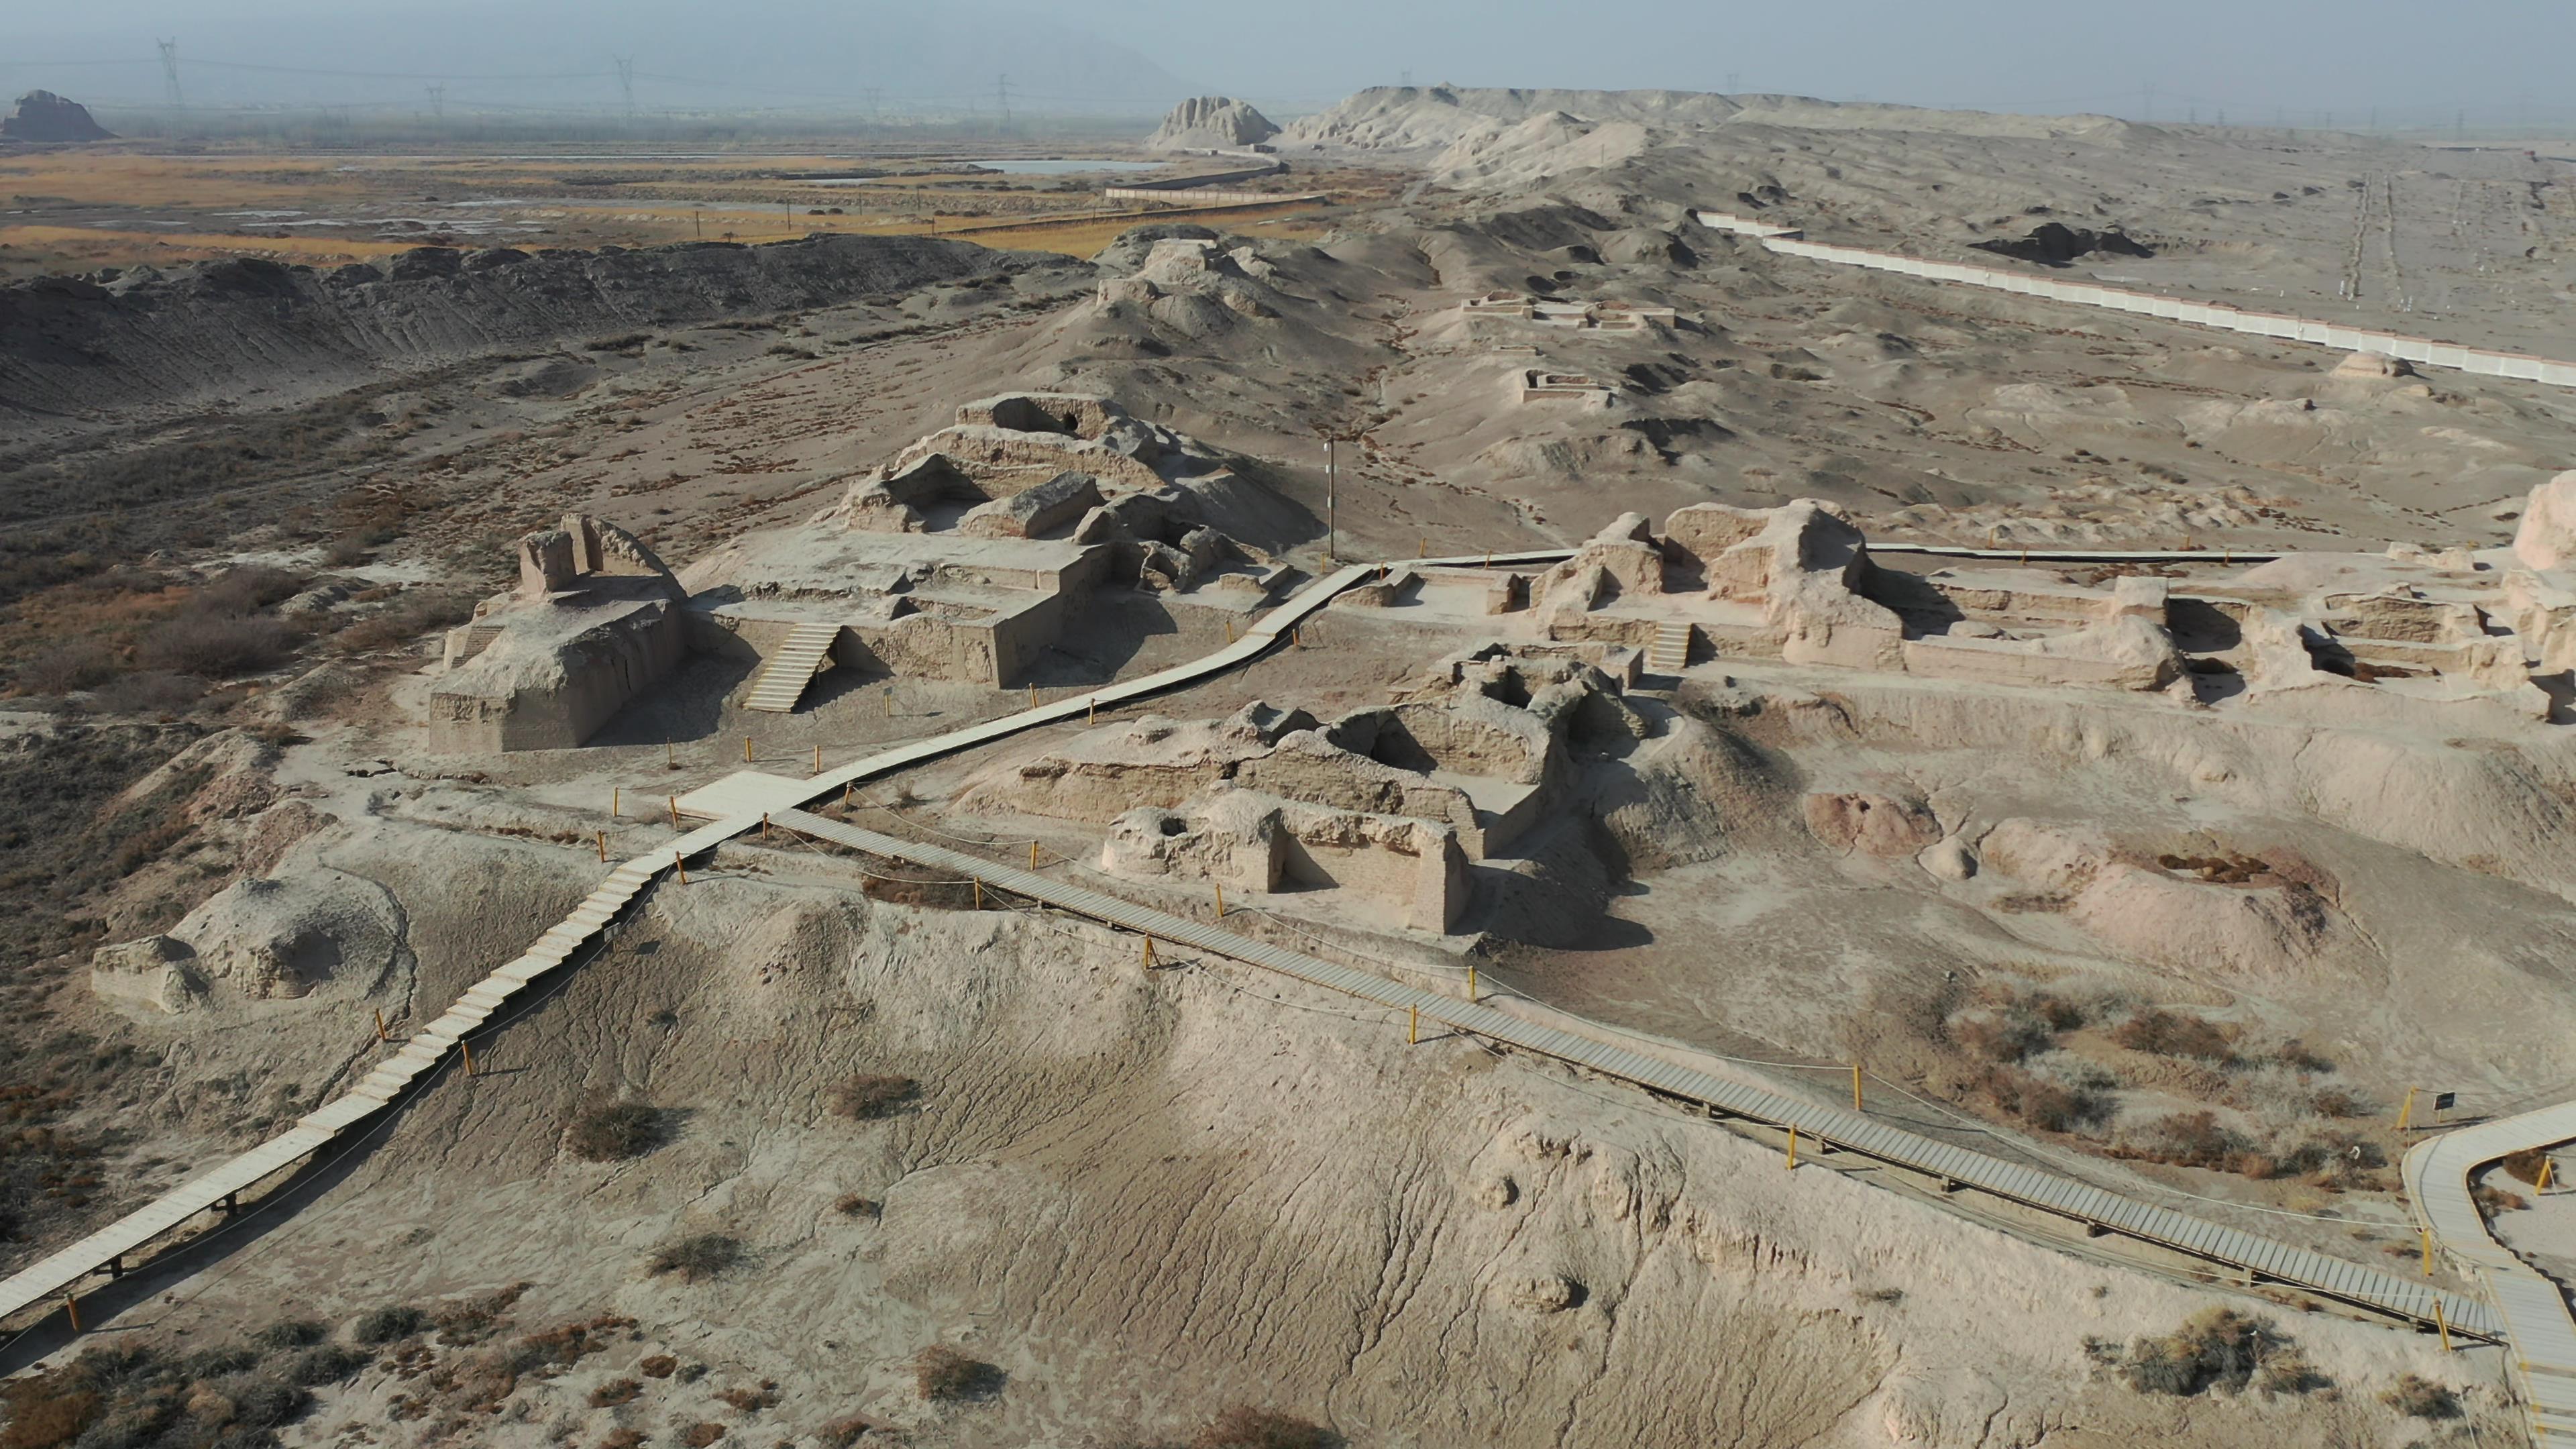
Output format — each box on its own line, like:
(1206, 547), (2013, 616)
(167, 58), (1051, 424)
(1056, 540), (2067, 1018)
(833, 1193), (881, 1218)
(1188, 1406), (1338, 1448)
(2120, 1308), (2323, 1397)
(1972, 1065), (2112, 1134)
(826, 1073), (917, 1121)
(648, 1234), (741, 1283)
(588, 1377), (642, 1407)
(0, 1327), (356, 1449)
(2109, 1010), (2236, 1063)
(2379, 1373), (2460, 1419)
(680, 1423), (727, 1447)
(329, 588), (473, 655)
(911, 1345), (1001, 1402)
(639, 1354), (680, 1379)
(566, 1102), (674, 1161)
(2502, 1147), (2557, 1185)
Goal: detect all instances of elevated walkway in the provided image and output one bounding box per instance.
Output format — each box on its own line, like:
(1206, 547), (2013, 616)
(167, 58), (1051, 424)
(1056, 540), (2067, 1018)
(741, 621), (841, 713)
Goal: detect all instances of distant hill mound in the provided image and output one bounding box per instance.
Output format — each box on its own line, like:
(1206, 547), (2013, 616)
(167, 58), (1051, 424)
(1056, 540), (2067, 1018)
(1282, 85), (2132, 152)
(2, 91), (115, 143)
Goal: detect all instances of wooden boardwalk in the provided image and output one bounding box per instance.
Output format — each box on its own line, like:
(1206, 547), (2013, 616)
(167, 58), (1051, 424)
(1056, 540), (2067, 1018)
(2407, 1111), (2576, 1437)
(0, 552), (1560, 1335)
(764, 806), (2499, 1342)
(0, 542), (2512, 1356)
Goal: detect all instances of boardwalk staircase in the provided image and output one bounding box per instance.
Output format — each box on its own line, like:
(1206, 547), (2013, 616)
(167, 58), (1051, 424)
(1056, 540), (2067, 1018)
(742, 622), (840, 714)
(1646, 621), (1694, 676)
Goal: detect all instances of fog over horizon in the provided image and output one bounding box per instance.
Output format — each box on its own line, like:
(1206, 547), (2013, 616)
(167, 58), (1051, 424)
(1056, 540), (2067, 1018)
(3, 0), (2571, 129)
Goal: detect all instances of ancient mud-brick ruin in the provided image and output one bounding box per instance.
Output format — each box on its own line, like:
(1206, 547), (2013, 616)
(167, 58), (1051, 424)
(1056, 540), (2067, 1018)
(427, 392), (1286, 751)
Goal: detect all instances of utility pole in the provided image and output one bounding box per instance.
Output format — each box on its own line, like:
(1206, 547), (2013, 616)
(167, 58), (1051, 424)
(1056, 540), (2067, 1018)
(425, 84), (445, 121)
(1325, 435), (1337, 564)
(1725, 71), (1740, 94)
(156, 38), (182, 109)
(612, 56), (636, 118)
(865, 86), (883, 123)
(996, 72), (1011, 133)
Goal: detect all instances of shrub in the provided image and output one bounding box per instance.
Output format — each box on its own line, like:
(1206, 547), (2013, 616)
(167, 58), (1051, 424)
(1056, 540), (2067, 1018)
(819, 1414), (879, 1448)
(716, 1384), (777, 1412)
(639, 1354), (680, 1379)
(2121, 1308), (2320, 1397)
(285, 1344), (373, 1385)
(15, 642), (115, 695)
(826, 1074), (917, 1121)
(568, 1102), (673, 1161)
(253, 1318), (330, 1352)
(1949, 1010), (2055, 1064)
(681, 1423), (727, 1447)
(89, 670), (203, 716)
(136, 613), (294, 676)
(2503, 1148), (2555, 1185)
(834, 1193), (881, 1218)
(1190, 1406), (1337, 1449)
(200, 566), (309, 615)
(649, 1234), (741, 1283)
(588, 1377), (642, 1407)
(2111, 1010), (2236, 1063)
(2381, 1373), (2460, 1419)
(354, 1305), (429, 1344)
(2120, 1111), (2252, 1172)
(1976, 1067), (2111, 1133)
(912, 1345), (1000, 1401)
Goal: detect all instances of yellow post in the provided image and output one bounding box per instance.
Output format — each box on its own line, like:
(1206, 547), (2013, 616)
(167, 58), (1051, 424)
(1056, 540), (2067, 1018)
(1853, 1064), (1864, 1113)
(596, 830), (607, 862)
(374, 1008), (389, 1042)
(2435, 1299), (2452, 1352)
(2398, 1085), (2419, 1134)
(1088, 698), (1097, 724)
(1417, 538), (1426, 557)
(1379, 563), (1387, 580)
(1467, 965), (1477, 1002)
(669, 796), (680, 826)
(1142, 936), (1157, 969)
(1028, 682), (1038, 708)
(1029, 841), (1040, 870)
(745, 737), (753, 763)
(1224, 619), (1235, 643)
(666, 740), (675, 769)
(761, 812), (771, 839)
(460, 1040), (476, 1077)
(63, 1295), (78, 1334)
(1786, 1124), (1799, 1170)
(843, 783), (853, 808)
(814, 744), (822, 775)
(2542, 1157), (2557, 1193)
(612, 787), (620, 816)
(885, 688), (894, 717)
(1291, 627), (1301, 647)
(674, 853), (688, 885)
(1484, 551), (1492, 568)
(973, 877), (983, 910)
(1409, 1005), (1419, 1044)
(1214, 883), (1225, 918)
(2420, 1226), (2434, 1276)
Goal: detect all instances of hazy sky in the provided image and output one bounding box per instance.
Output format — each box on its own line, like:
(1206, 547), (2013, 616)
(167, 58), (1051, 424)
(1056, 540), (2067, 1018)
(9, 0), (2571, 123)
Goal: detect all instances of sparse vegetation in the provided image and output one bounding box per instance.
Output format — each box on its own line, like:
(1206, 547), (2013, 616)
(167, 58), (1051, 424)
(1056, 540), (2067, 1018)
(135, 612), (296, 677)
(2110, 1010), (2237, 1063)
(1189, 1407), (1338, 1449)
(649, 1233), (743, 1283)
(834, 1192), (882, 1218)
(2120, 1308), (2324, 1397)
(2381, 1373), (2461, 1419)
(639, 1354), (680, 1379)
(0, 1330), (339, 1449)
(912, 1345), (1001, 1401)
(588, 1377), (642, 1407)
(680, 1423), (727, 1447)
(826, 1073), (918, 1120)
(567, 1102), (674, 1161)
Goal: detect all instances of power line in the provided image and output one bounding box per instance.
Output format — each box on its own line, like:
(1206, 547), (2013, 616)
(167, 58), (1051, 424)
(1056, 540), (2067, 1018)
(611, 55), (635, 117)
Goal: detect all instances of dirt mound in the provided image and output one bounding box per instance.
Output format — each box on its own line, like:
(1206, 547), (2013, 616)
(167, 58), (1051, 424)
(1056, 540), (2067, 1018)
(0, 232), (1071, 425)
(1148, 95), (1279, 151)
(1, 89), (113, 143)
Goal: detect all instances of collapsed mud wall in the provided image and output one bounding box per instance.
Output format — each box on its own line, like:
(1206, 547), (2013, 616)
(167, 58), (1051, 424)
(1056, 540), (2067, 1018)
(0, 233), (1061, 421)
